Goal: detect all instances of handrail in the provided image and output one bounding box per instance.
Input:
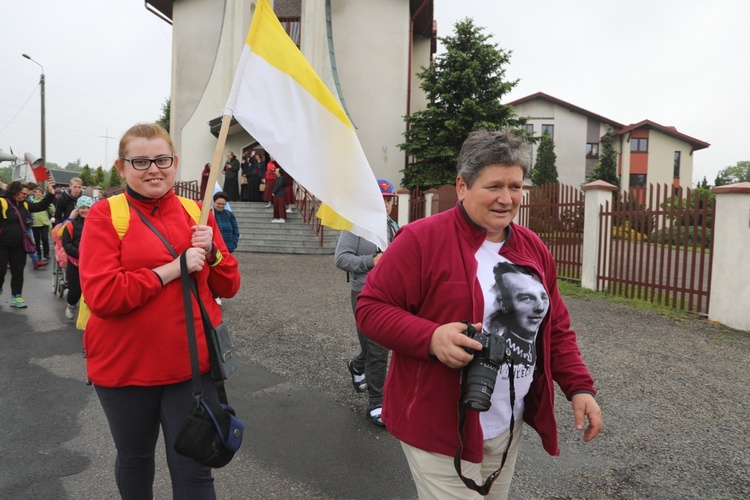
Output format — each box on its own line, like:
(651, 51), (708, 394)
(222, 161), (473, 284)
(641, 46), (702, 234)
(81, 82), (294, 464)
(292, 182), (327, 246)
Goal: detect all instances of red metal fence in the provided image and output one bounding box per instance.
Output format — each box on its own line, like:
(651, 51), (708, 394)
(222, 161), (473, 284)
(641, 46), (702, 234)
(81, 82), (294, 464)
(517, 183), (585, 282)
(597, 184), (714, 314)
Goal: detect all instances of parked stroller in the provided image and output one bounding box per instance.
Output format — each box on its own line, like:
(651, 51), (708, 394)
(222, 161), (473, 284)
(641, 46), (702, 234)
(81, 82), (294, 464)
(50, 222), (68, 298)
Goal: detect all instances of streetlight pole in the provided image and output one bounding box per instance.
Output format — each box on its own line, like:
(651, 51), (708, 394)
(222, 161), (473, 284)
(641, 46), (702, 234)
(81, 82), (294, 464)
(22, 53), (45, 174)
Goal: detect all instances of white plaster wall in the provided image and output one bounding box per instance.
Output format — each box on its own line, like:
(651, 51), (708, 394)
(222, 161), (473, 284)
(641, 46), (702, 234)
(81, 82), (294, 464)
(708, 189), (750, 331)
(330, 0), (411, 186)
(512, 100), (589, 186)
(172, 0), (255, 182)
(170, 0), (425, 188)
(647, 131), (694, 188)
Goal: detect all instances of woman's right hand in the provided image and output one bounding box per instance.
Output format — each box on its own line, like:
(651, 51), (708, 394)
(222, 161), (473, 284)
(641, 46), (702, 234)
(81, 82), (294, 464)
(429, 322), (484, 369)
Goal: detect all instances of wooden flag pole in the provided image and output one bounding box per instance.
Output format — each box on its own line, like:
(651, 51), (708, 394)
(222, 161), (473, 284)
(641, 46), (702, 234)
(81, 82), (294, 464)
(199, 114), (233, 225)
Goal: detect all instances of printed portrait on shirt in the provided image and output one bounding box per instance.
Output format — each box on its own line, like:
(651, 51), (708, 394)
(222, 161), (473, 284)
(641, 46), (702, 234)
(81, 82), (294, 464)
(485, 261), (550, 371)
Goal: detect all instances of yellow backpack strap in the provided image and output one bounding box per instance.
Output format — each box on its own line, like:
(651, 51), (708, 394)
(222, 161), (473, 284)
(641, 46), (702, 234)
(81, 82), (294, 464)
(0, 198), (6, 219)
(107, 194), (130, 240)
(178, 196), (201, 225)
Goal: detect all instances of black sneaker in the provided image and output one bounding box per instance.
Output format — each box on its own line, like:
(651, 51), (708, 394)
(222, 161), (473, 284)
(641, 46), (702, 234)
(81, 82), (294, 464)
(347, 360), (367, 392)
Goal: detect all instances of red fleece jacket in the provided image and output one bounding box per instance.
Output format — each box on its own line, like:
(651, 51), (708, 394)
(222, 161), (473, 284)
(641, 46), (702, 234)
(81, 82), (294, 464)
(80, 190), (241, 387)
(355, 204), (595, 462)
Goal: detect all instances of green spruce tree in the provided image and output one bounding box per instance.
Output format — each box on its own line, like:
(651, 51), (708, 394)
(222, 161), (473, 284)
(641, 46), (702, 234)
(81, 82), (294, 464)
(108, 167), (122, 188)
(530, 132), (558, 186)
(93, 166), (106, 187)
(587, 127), (620, 188)
(80, 165), (95, 187)
(399, 18), (525, 189)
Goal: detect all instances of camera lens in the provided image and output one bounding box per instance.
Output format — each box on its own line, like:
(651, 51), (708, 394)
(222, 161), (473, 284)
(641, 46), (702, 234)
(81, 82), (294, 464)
(463, 362), (498, 411)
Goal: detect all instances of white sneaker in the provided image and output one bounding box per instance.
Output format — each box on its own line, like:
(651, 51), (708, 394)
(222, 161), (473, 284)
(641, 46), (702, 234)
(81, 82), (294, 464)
(265, 203), (272, 208)
(278, 219), (286, 223)
(65, 304), (76, 319)
(286, 208), (293, 213)
(271, 219), (280, 223)
(215, 297), (222, 306)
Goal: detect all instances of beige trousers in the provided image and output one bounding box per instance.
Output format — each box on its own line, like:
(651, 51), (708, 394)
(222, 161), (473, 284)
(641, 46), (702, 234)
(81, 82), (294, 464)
(400, 420), (524, 500)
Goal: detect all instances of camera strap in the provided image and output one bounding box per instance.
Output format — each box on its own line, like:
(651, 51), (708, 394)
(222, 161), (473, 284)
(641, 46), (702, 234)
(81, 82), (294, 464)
(453, 357), (516, 496)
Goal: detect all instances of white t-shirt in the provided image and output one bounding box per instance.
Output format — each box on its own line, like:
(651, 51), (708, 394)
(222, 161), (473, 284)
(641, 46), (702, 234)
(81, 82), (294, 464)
(475, 239), (550, 439)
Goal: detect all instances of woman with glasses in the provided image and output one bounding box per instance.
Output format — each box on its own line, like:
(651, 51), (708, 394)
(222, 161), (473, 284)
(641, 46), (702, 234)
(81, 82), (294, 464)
(0, 180), (56, 308)
(79, 123), (241, 499)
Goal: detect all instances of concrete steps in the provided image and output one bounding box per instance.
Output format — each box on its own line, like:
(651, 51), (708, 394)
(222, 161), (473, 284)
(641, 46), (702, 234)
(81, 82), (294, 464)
(228, 201), (340, 254)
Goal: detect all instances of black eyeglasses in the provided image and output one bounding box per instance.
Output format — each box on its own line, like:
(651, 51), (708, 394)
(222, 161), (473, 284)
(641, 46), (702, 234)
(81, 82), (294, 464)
(124, 156), (174, 171)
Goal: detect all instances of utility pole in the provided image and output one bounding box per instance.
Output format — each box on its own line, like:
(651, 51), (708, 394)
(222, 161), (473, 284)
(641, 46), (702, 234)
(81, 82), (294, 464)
(100, 129), (115, 169)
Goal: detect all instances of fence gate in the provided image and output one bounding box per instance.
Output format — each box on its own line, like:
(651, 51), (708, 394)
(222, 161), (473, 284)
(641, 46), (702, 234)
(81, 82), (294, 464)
(597, 184), (714, 314)
(518, 183), (584, 282)
(409, 187), (425, 221)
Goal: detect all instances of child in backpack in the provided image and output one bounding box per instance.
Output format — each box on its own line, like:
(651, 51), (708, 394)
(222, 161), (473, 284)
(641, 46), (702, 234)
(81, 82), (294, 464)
(62, 196), (94, 319)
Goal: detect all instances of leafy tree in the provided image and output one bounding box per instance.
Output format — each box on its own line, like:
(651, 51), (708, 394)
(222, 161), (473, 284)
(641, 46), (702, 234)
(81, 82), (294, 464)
(108, 167), (122, 188)
(93, 166), (106, 187)
(64, 159), (83, 172)
(0, 165), (11, 183)
(80, 165), (95, 186)
(587, 126), (619, 188)
(714, 161), (750, 186)
(530, 132), (558, 186)
(157, 97), (170, 132)
(398, 18), (525, 189)
(699, 176), (709, 189)
(46, 161), (60, 170)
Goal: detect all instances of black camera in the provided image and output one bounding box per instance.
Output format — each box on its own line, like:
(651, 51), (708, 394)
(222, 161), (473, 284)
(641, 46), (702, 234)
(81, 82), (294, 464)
(461, 321), (510, 412)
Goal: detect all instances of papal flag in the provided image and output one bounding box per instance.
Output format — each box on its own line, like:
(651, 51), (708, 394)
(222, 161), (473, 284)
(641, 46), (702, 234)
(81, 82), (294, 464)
(223, 0), (388, 248)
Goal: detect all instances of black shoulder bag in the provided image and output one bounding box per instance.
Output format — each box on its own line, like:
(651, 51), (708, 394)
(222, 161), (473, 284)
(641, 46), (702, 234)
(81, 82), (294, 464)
(173, 251), (244, 467)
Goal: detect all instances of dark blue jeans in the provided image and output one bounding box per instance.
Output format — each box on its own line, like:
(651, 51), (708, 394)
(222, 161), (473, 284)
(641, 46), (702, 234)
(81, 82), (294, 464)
(95, 374), (219, 500)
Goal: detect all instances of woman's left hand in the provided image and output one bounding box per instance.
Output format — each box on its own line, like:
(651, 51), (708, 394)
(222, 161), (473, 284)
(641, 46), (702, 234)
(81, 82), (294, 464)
(191, 225), (214, 253)
(571, 393), (603, 442)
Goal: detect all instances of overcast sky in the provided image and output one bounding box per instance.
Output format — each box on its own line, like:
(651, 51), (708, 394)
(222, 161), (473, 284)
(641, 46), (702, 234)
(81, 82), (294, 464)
(1, 0), (172, 172)
(436, 0), (749, 185)
(2, 1), (747, 185)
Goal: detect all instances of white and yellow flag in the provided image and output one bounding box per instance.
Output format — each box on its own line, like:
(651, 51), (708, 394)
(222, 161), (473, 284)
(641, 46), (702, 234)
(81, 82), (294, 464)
(224, 0), (388, 248)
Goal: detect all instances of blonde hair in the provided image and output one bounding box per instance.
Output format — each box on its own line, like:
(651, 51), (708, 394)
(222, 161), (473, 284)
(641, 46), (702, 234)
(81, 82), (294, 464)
(118, 123), (174, 159)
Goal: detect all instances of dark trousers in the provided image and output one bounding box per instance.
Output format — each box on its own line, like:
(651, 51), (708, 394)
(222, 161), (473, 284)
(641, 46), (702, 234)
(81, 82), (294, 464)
(94, 374), (219, 500)
(0, 244), (27, 295)
(66, 262), (81, 306)
(350, 289), (389, 406)
(272, 195), (286, 220)
(32, 226), (50, 259)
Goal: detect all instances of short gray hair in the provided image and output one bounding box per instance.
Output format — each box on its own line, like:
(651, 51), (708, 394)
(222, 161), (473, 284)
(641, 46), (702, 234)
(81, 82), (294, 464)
(456, 129), (532, 187)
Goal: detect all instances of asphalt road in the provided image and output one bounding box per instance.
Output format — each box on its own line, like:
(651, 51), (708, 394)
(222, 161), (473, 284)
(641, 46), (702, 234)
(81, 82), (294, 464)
(1, 253), (748, 499)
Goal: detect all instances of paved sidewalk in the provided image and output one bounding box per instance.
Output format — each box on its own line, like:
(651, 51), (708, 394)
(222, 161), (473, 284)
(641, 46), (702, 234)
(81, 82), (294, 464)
(2, 253), (748, 498)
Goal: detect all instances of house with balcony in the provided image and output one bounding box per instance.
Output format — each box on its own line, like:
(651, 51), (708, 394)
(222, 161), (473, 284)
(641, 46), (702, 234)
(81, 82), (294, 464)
(145, 0), (435, 187)
(508, 92), (710, 191)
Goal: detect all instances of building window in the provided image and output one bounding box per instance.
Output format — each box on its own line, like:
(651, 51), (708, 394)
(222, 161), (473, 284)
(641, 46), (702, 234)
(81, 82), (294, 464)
(541, 124), (554, 140)
(673, 151), (681, 178)
(630, 174), (647, 187)
(630, 138), (648, 152)
(279, 17), (301, 47)
(525, 124), (534, 134)
(586, 143), (599, 158)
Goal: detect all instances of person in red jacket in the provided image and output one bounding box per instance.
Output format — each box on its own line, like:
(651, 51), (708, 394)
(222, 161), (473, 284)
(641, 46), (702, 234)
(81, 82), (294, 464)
(79, 123), (241, 499)
(355, 129), (602, 500)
